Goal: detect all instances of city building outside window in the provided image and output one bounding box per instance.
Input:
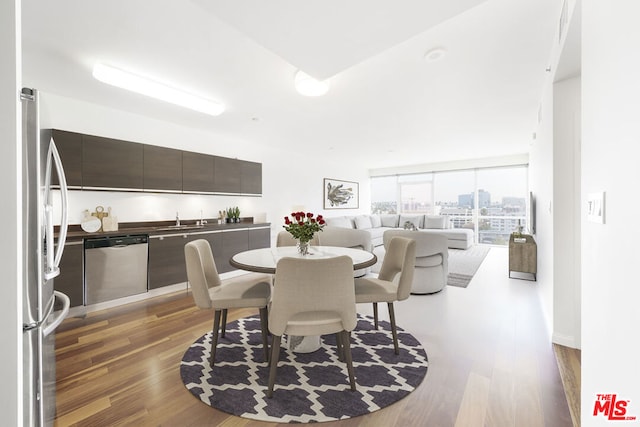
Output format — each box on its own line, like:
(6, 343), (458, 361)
(370, 165), (529, 246)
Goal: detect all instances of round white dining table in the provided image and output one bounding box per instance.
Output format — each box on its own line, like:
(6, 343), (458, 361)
(230, 246), (377, 353)
(230, 245), (377, 275)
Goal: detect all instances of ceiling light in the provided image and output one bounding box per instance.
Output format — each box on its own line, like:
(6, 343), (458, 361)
(423, 47), (447, 63)
(92, 63), (225, 116)
(294, 70), (330, 97)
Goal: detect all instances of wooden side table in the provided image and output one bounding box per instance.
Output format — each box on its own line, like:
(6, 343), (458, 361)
(509, 234), (537, 281)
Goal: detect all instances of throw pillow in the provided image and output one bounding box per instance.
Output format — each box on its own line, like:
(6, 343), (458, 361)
(325, 216), (354, 229)
(424, 215), (447, 229)
(399, 214), (424, 229)
(380, 214), (399, 228)
(370, 214), (382, 228)
(354, 215), (373, 230)
(403, 220), (417, 231)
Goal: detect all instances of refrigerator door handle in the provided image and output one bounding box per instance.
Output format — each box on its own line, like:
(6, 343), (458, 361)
(43, 137), (69, 280)
(43, 291), (70, 337)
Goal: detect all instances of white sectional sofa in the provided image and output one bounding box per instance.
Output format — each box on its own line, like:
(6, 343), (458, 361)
(325, 213), (474, 249)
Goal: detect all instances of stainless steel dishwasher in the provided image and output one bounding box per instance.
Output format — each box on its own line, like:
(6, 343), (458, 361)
(84, 235), (149, 305)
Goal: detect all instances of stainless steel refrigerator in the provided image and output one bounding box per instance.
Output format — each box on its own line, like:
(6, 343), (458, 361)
(21, 88), (71, 427)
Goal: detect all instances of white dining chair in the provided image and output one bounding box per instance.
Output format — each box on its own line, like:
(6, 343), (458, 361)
(266, 255), (357, 397)
(354, 236), (415, 354)
(184, 239), (272, 367)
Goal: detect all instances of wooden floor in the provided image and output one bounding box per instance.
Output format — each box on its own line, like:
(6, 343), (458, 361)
(554, 344), (581, 427)
(54, 248), (576, 426)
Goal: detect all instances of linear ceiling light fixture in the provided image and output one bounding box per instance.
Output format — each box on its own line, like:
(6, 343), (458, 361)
(294, 70), (330, 97)
(92, 63), (225, 116)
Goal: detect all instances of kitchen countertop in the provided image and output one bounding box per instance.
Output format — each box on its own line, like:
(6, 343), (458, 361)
(57, 219), (271, 242)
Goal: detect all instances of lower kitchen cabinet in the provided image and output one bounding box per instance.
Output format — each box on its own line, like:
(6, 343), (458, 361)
(60, 225), (272, 297)
(54, 241), (84, 308)
(148, 226), (269, 289)
(220, 229), (248, 274)
(249, 226), (270, 249)
(148, 233), (199, 290)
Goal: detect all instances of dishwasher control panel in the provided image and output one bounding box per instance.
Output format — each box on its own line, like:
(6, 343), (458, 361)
(84, 234), (149, 249)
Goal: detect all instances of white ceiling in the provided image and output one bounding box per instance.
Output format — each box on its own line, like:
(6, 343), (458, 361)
(21, 0), (563, 169)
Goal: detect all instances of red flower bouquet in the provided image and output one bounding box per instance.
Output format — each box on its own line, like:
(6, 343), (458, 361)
(283, 211), (326, 243)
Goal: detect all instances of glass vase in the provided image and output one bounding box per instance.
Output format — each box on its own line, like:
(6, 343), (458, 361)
(297, 240), (310, 255)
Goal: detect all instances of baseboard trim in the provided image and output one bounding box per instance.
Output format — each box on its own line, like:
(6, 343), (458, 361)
(552, 332), (580, 349)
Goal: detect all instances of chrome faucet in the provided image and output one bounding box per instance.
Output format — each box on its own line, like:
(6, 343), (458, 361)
(175, 212), (180, 226)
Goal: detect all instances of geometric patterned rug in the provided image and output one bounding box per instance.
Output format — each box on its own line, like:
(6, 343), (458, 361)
(180, 315), (428, 423)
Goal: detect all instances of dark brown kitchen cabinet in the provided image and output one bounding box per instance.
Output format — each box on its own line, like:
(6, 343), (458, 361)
(249, 227), (270, 250)
(148, 233), (197, 289)
(220, 229), (249, 274)
(54, 241), (84, 308)
(241, 161), (262, 194)
(52, 129), (83, 188)
(213, 156), (241, 193)
(47, 128), (261, 195)
(182, 151), (214, 193)
(143, 145), (182, 191)
(148, 227), (266, 289)
(82, 135), (144, 189)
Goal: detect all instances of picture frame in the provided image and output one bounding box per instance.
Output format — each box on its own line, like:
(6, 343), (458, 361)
(587, 191), (605, 224)
(323, 178), (359, 209)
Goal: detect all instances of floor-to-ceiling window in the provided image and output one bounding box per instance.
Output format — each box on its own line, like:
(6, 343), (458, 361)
(433, 169), (475, 230)
(476, 166), (528, 245)
(399, 173), (433, 214)
(370, 165), (529, 246)
(371, 175), (398, 214)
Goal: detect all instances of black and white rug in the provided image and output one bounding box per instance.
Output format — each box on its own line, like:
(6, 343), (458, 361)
(180, 315), (428, 423)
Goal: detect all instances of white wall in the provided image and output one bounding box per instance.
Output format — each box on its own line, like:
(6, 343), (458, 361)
(552, 76), (581, 349)
(529, 77), (554, 335)
(529, 0), (582, 350)
(38, 93), (371, 243)
(582, 0), (640, 422)
(0, 0), (21, 424)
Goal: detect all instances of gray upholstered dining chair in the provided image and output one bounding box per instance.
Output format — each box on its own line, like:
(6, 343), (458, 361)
(354, 236), (416, 354)
(184, 239), (272, 367)
(266, 255), (357, 398)
(317, 226), (374, 277)
(276, 230), (319, 247)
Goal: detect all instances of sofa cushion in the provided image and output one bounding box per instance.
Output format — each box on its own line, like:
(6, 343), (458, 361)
(325, 216), (353, 228)
(354, 215), (373, 230)
(370, 214), (382, 228)
(380, 214), (399, 228)
(399, 214), (424, 229)
(424, 215), (448, 229)
(435, 228), (473, 241)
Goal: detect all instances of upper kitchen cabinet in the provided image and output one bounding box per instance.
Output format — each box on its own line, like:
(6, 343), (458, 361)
(48, 129), (261, 195)
(82, 135), (144, 190)
(213, 156), (241, 194)
(51, 129), (83, 188)
(182, 151), (214, 193)
(143, 145), (182, 192)
(241, 161), (262, 195)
